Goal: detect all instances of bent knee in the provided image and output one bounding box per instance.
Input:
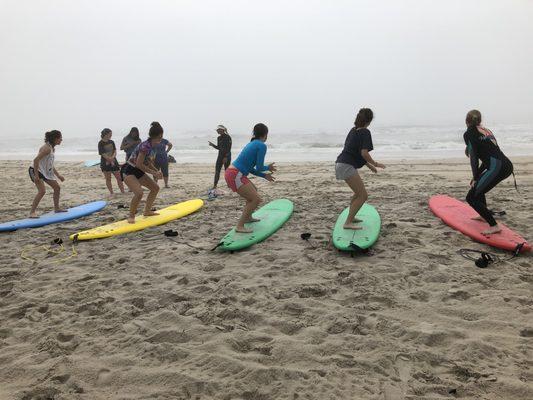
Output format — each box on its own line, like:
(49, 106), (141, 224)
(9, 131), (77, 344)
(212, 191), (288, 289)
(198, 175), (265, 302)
(354, 191), (368, 202)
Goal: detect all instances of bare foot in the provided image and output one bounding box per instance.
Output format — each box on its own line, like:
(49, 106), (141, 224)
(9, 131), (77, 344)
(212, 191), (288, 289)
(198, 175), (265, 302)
(164, 185), (170, 188)
(343, 223), (363, 230)
(236, 226), (253, 233)
(127, 216), (136, 224)
(482, 225), (502, 236)
(29, 212), (39, 218)
(54, 209), (68, 213)
(107, 193), (115, 199)
(144, 211), (160, 217)
(247, 217), (260, 223)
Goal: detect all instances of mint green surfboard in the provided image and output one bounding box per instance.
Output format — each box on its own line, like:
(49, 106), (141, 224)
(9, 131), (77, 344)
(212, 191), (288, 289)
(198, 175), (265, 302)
(332, 203), (381, 251)
(220, 199), (294, 251)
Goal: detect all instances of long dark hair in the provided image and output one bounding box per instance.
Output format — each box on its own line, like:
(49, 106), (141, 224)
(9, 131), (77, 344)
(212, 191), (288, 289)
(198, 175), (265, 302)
(149, 121), (164, 139)
(251, 123), (268, 142)
(466, 110), (482, 128)
(45, 130), (62, 148)
(129, 127), (139, 139)
(354, 108), (373, 128)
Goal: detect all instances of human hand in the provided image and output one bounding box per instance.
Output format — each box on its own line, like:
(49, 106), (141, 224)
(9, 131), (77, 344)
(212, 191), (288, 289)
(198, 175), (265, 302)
(367, 164), (377, 173)
(375, 162), (386, 169)
(265, 174), (275, 182)
(58, 175), (65, 182)
(268, 162), (277, 172)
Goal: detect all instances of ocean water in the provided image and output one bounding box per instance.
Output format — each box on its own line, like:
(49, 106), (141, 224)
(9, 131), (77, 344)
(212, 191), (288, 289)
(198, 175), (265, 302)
(2, 124), (532, 163)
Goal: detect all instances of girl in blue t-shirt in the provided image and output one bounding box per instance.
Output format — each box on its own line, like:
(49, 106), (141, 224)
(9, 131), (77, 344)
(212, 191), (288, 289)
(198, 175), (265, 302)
(224, 123), (276, 233)
(335, 108), (385, 230)
(153, 138), (173, 188)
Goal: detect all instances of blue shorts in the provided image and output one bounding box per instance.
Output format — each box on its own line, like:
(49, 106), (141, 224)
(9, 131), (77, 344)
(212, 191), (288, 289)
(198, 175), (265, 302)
(155, 160), (169, 177)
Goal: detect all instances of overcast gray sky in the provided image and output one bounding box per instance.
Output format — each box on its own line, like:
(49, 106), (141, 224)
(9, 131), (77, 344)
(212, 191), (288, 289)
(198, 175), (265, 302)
(1, 0), (532, 138)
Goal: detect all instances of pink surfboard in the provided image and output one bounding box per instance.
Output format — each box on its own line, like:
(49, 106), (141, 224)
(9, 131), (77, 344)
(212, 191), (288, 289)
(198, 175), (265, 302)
(429, 195), (531, 253)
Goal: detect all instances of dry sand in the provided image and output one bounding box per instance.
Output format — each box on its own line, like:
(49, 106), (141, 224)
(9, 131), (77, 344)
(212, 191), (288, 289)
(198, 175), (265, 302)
(0, 158), (532, 400)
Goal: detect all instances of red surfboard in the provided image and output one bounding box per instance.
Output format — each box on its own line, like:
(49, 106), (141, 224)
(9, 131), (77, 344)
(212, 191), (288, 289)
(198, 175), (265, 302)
(429, 195), (531, 253)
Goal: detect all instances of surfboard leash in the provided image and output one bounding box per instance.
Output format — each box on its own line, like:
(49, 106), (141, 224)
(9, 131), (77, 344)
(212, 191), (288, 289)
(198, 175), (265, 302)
(20, 238), (78, 265)
(457, 242), (525, 268)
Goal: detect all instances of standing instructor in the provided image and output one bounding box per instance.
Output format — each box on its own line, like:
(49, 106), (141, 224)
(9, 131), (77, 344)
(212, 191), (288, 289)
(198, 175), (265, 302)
(209, 124), (232, 190)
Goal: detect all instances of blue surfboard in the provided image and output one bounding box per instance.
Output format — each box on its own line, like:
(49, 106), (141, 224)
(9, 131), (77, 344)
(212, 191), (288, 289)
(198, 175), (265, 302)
(0, 201), (107, 232)
(84, 160), (100, 167)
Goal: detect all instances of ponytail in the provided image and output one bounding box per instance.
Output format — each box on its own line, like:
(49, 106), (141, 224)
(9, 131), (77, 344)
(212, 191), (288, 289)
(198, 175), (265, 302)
(250, 123), (268, 142)
(354, 108), (373, 129)
(149, 121), (164, 139)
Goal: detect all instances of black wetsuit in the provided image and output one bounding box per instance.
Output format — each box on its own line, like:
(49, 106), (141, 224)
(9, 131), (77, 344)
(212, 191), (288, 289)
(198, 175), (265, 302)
(464, 126), (513, 226)
(213, 134), (232, 187)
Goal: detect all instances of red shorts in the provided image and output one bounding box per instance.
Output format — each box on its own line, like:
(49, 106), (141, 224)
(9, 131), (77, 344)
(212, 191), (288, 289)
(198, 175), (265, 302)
(225, 167), (250, 192)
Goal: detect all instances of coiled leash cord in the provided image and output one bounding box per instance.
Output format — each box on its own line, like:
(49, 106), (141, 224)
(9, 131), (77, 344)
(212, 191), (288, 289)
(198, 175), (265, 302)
(20, 238), (78, 265)
(457, 243), (525, 268)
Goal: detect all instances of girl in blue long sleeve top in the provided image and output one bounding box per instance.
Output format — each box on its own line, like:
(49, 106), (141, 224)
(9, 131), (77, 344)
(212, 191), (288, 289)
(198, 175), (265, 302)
(225, 123), (276, 233)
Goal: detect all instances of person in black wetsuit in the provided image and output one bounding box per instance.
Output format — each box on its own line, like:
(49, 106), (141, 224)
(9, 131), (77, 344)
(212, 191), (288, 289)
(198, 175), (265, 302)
(209, 124), (232, 189)
(464, 110), (514, 236)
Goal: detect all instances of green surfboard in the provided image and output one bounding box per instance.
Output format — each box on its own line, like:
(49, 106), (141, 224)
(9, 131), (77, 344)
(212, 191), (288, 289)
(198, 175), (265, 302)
(332, 203), (381, 251)
(220, 199), (294, 251)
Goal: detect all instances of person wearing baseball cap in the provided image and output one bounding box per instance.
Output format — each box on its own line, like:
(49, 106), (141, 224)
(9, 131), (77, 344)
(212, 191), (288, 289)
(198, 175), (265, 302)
(208, 124), (232, 190)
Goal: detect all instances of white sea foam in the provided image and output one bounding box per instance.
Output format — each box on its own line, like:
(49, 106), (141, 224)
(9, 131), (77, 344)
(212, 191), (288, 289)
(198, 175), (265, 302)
(2, 124), (531, 162)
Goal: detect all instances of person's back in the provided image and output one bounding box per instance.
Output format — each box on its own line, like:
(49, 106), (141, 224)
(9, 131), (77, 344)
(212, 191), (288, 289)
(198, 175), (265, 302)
(463, 110), (514, 235)
(336, 127), (374, 169)
(233, 140), (268, 177)
(463, 125), (507, 169)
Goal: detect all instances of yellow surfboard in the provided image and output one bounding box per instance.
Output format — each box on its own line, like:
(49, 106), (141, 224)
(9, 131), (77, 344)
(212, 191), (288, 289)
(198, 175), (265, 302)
(70, 199), (204, 241)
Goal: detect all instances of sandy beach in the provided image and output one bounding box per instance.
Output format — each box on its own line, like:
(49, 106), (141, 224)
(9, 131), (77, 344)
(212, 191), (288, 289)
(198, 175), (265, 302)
(0, 158), (532, 400)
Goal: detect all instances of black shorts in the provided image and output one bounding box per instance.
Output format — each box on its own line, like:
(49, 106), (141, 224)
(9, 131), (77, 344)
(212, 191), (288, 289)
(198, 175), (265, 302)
(28, 167), (50, 183)
(121, 164), (145, 180)
(100, 159), (120, 172)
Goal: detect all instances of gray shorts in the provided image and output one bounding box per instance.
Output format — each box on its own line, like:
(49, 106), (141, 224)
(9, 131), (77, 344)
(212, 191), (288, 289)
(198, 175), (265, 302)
(335, 162), (358, 180)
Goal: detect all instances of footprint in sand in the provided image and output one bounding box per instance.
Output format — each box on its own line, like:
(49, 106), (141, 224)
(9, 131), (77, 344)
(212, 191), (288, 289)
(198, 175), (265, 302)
(96, 369), (113, 385)
(383, 354), (412, 400)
